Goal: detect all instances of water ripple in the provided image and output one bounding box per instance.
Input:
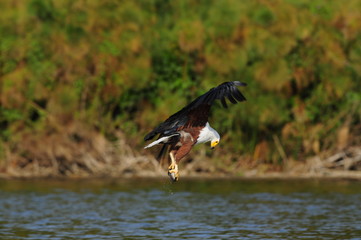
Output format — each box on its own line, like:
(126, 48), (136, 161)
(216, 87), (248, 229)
(0, 179), (360, 239)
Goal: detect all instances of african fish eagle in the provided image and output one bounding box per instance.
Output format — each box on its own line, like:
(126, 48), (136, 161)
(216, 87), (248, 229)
(144, 81), (247, 181)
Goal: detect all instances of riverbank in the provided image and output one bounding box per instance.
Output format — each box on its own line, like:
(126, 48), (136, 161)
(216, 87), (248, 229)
(0, 147), (361, 180)
(0, 122), (360, 179)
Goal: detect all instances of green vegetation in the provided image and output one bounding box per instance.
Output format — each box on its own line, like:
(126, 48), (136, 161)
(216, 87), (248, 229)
(1, 0), (360, 172)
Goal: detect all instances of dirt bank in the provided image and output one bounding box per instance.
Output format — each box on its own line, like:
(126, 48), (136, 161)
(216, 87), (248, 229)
(0, 124), (163, 178)
(0, 124), (360, 180)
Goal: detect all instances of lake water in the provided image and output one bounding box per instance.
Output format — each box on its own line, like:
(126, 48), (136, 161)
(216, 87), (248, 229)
(0, 178), (360, 239)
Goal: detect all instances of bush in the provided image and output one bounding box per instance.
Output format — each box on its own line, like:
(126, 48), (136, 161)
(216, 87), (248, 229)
(1, 0), (360, 166)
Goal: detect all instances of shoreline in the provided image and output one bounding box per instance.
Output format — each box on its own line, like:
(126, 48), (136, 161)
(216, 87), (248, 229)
(1, 169), (361, 181)
(1, 136), (360, 181)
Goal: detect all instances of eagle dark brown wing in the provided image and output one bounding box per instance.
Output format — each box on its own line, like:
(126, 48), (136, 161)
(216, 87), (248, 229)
(144, 81), (247, 141)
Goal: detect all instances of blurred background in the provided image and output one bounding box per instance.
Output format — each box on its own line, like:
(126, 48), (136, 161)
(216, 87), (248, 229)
(1, 0), (360, 178)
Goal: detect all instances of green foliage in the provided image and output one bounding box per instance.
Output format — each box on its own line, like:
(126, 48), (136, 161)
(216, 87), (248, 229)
(1, 0), (360, 165)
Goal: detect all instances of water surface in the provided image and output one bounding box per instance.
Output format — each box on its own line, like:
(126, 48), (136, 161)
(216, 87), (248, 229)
(1, 178), (360, 239)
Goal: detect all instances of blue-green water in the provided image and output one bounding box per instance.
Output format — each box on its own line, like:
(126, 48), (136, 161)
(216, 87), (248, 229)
(0, 178), (360, 239)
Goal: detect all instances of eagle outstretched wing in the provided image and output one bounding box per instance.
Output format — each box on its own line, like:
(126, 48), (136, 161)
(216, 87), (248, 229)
(144, 81), (247, 141)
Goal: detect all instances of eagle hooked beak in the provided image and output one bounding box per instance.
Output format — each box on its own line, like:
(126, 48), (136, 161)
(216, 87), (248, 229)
(210, 140), (219, 150)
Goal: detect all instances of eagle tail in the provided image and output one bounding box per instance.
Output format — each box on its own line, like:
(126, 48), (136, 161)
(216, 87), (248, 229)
(144, 133), (179, 149)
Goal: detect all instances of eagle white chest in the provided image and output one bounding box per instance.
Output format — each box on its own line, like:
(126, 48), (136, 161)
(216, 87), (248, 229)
(196, 122), (220, 144)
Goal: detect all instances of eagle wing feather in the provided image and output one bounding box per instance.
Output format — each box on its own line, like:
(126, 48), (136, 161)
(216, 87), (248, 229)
(144, 81), (247, 141)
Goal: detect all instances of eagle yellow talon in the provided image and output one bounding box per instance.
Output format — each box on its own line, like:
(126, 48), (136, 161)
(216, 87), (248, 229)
(168, 163), (179, 182)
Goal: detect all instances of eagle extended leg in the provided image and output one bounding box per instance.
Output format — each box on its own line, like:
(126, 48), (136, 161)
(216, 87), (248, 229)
(168, 152), (179, 182)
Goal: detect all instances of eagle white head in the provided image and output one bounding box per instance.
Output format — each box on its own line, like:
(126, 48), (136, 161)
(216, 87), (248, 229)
(197, 122), (220, 149)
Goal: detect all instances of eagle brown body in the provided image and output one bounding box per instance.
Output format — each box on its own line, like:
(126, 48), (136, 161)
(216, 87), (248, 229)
(169, 127), (202, 163)
(144, 81), (247, 181)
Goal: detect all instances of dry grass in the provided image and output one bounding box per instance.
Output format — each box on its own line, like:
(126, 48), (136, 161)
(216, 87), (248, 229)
(3, 122), (163, 178)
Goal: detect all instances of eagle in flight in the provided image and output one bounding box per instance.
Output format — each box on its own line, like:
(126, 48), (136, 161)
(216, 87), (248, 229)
(144, 81), (247, 181)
